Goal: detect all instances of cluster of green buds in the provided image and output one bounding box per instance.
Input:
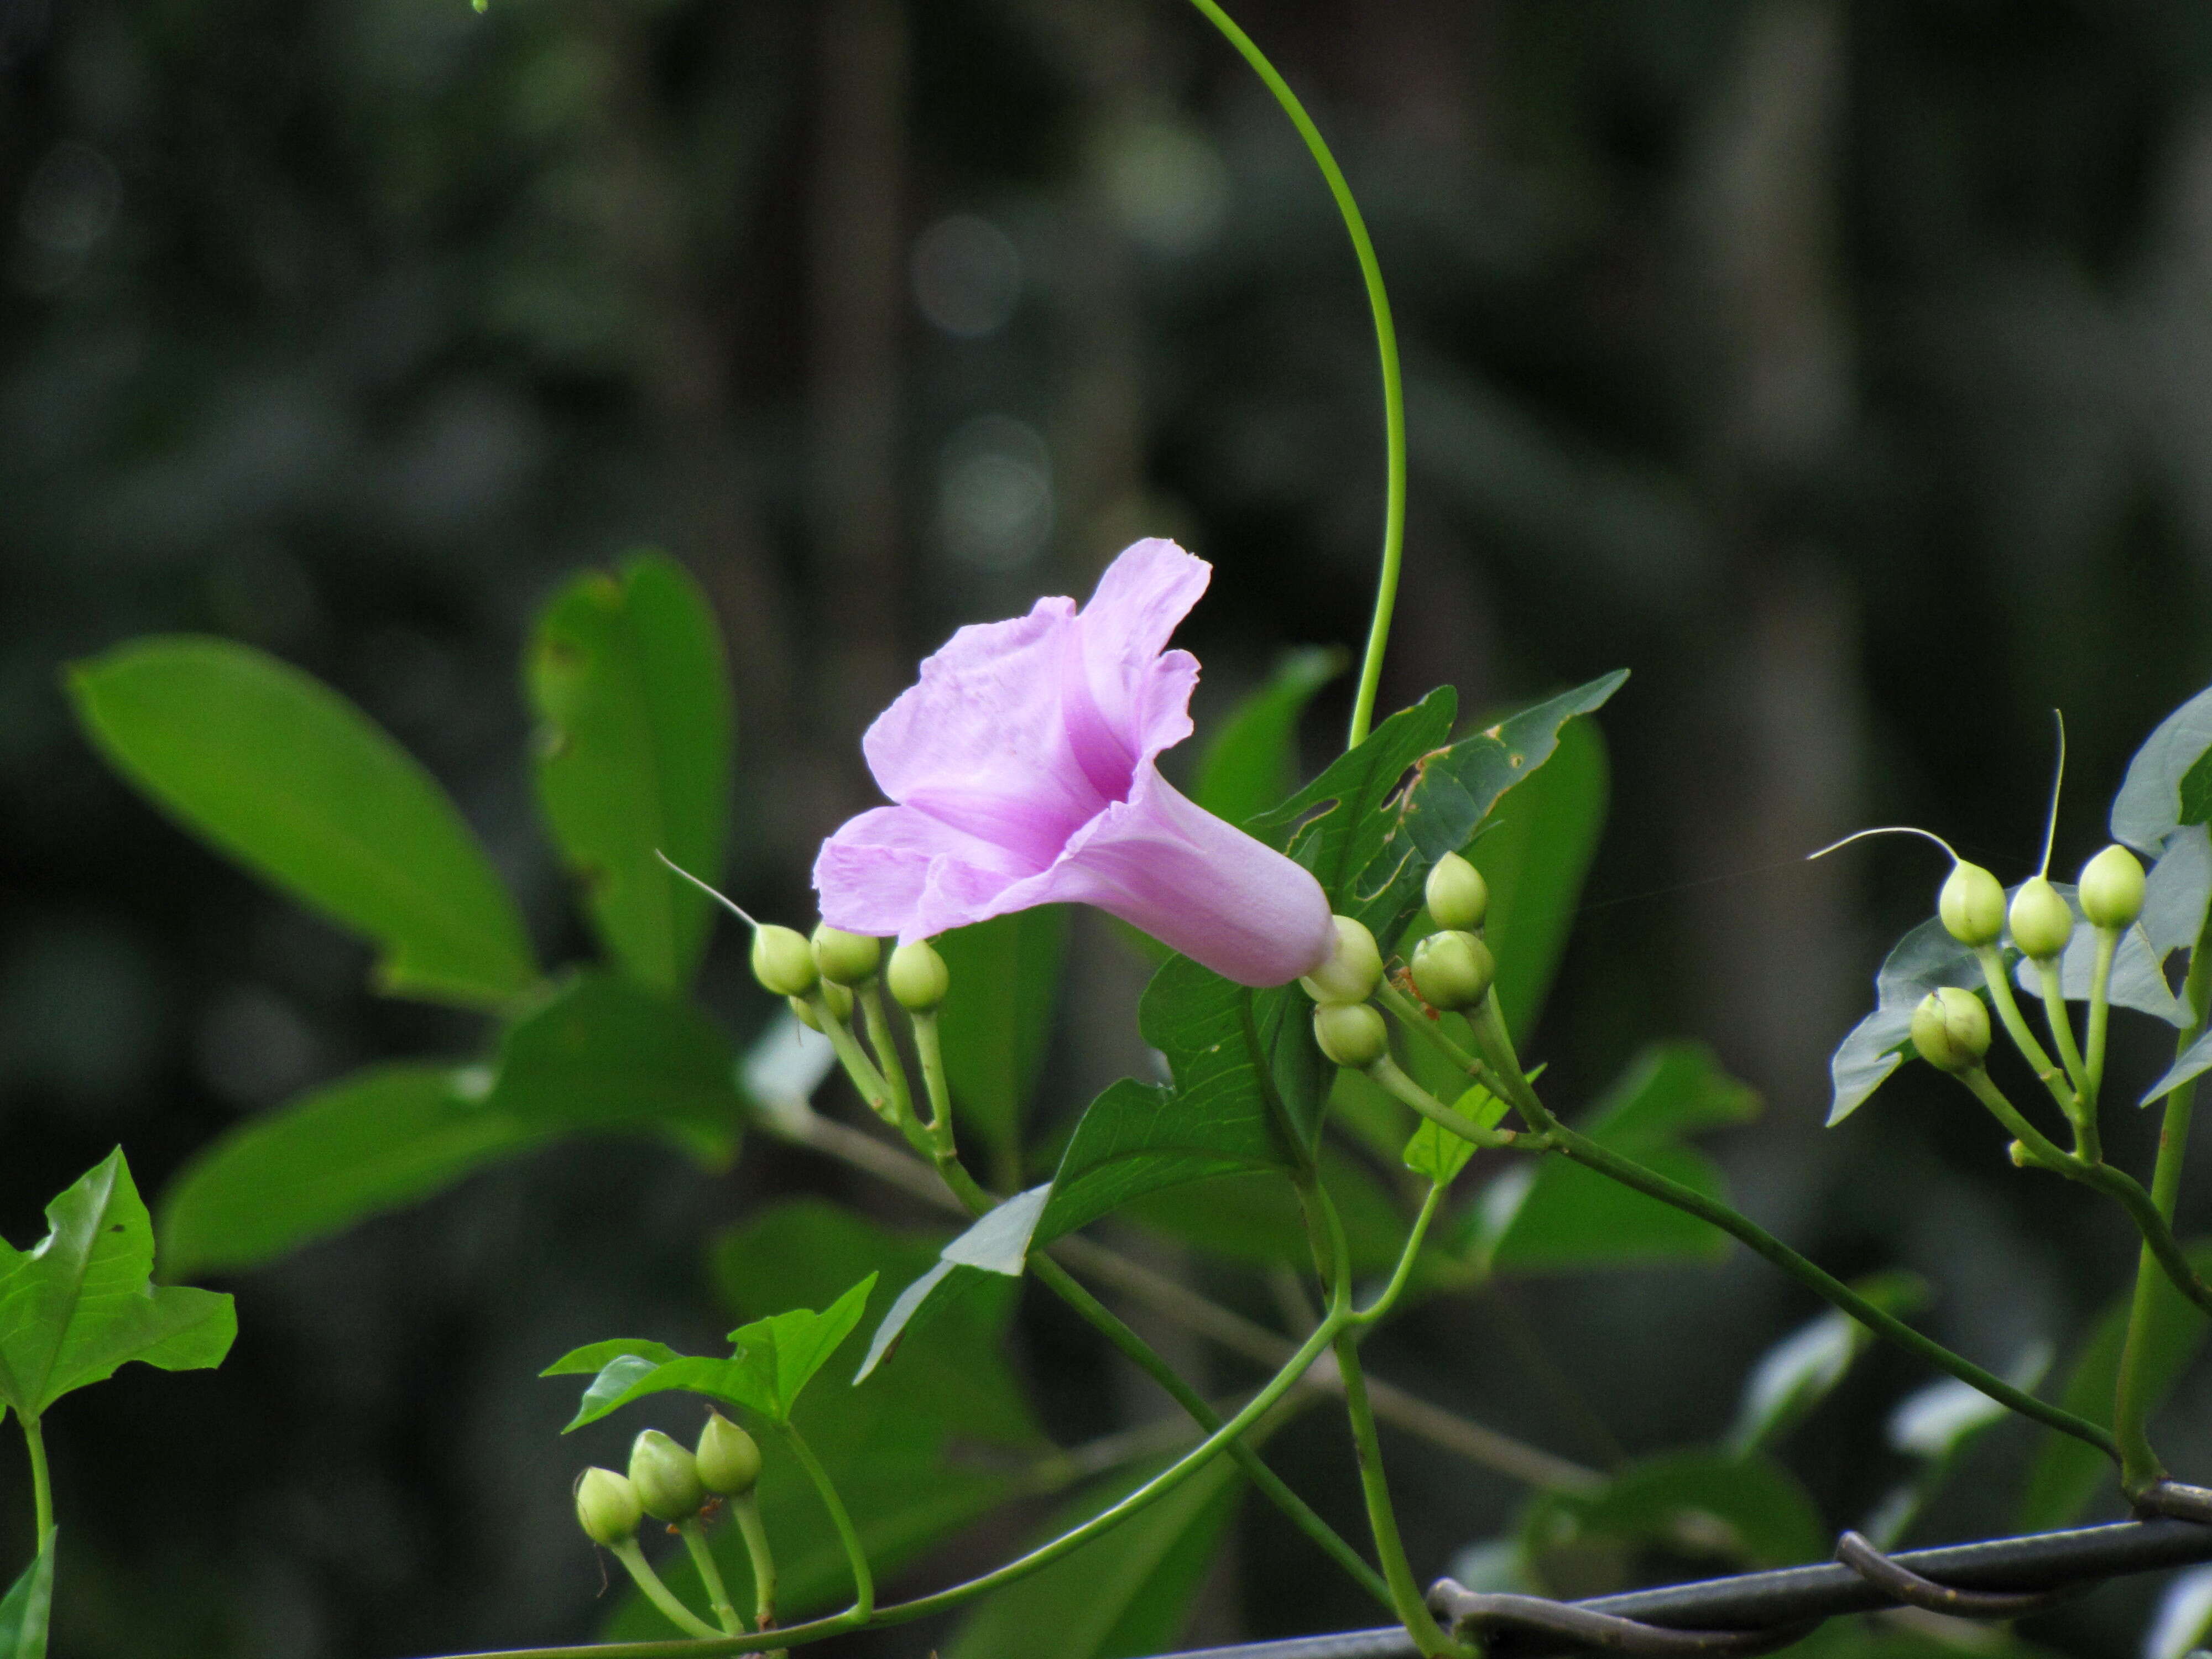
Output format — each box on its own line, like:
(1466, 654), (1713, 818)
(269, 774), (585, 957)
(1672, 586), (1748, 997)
(574, 1416), (765, 1548)
(1292, 851), (1524, 1161)
(1906, 832), (2149, 1167)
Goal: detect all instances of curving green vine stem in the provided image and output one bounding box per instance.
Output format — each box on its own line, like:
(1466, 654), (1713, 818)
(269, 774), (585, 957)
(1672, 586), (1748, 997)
(1180, 0), (1406, 752)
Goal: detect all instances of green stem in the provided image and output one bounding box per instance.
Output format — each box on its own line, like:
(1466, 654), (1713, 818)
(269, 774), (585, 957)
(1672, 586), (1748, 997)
(731, 1491), (778, 1631)
(1180, 0), (1402, 750)
(20, 1413), (51, 1550)
(775, 1423), (871, 1619)
(1463, 995), (2120, 1463)
(680, 1517), (742, 1636)
(1365, 1055), (1530, 1152)
(1032, 1237), (1393, 1608)
(1375, 983), (1485, 1076)
(1957, 1068), (2212, 1320)
(1975, 945), (2076, 1117)
(2086, 927), (2119, 1100)
(880, 1312), (1345, 1624)
(857, 982), (916, 1126)
(609, 1538), (725, 1641)
(810, 996), (896, 1125)
(2034, 957), (2098, 1159)
(1331, 1327), (1465, 1658)
(1353, 1180), (1448, 1327)
(2115, 919), (2212, 1494)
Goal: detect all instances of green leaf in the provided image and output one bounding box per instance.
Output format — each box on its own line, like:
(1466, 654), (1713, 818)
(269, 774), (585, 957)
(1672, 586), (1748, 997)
(933, 907), (1068, 1184)
(1193, 646), (1345, 827)
(709, 1200), (1036, 1446)
(1827, 918), (1981, 1126)
(2019, 1237), (2212, 1530)
(0, 1538), (53, 1659)
(1399, 671), (1629, 869)
(526, 555), (734, 992)
(557, 1278), (878, 1431)
(67, 637), (535, 1009)
(0, 1152), (234, 1420)
(1725, 1272), (1929, 1456)
(2114, 681), (2212, 854)
(158, 1065), (544, 1277)
(1522, 1448), (1824, 1582)
(1248, 689), (1458, 945)
(487, 972), (744, 1164)
(942, 1455), (1243, 1659)
(855, 1189), (1051, 1383)
(1464, 715), (1609, 1041)
(2148, 1562), (2212, 1659)
(1124, 1147), (1413, 1274)
(1467, 1045), (1757, 1275)
(1403, 1081), (1509, 1186)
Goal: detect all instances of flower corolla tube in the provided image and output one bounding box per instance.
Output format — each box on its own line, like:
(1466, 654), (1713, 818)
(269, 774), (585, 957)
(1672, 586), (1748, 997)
(812, 539), (1335, 987)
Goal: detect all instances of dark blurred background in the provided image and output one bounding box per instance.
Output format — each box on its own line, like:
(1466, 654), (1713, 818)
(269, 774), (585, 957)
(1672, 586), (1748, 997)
(8, 0), (2212, 1652)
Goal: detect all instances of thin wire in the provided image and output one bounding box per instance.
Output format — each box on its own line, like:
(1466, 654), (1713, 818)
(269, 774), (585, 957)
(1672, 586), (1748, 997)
(1178, 0), (1404, 753)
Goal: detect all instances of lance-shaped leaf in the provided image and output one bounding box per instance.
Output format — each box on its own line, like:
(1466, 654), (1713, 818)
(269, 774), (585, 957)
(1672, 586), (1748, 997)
(1194, 645), (1345, 828)
(1247, 689), (1458, 942)
(527, 555), (734, 993)
(487, 971), (744, 1164)
(0, 1152), (234, 1421)
(0, 1538), (53, 1659)
(158, 1064), (546, 1277)
(2020, 1237), (2212, 1530)
(1726, 1271), (1928, 1455)
(551, 1277), (878, 1430)
(67, 638), (536, 1009)
(1400, 671), (1629, 868)
(855, 1189), (1050, 1383)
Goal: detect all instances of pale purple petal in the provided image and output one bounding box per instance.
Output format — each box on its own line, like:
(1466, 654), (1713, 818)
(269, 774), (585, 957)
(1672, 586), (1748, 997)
(1024, 766), (1335, 986)
(815, 537), (1335, 986)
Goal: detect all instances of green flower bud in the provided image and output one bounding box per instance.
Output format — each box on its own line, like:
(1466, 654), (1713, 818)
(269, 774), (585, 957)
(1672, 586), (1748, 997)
(2079, 844), (2146, 931)
(811, 924), (881, 986)
(886, 939), (950, 1011)
(1424, 852), (1490, 932)
(575, 1466), (644, 1547)
(1313, 1001), (1389, 1070)
(752, 924), (819, 998)
(1299, 916), (1384, 1006)
(628, 1428), (706, 1522)
(2008, 877), (2074, 962)
(1938, 861), (2006, 948)
(789, 980), (854, 1032)
(1409, 929), (1495, 1013)
(1911, 987), (1990, 1074)
(696, 1412), (762, 1497)
(2007, 1140), (2032, 1168)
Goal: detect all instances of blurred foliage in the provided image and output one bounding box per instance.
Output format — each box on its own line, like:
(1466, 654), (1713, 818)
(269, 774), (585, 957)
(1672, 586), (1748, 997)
(10, 0), (2212, 1652)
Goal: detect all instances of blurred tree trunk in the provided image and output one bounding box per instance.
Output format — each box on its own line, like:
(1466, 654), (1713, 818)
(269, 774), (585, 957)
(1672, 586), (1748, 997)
(808, 0), (909, 828)
(1675, 0), (1862, 1203)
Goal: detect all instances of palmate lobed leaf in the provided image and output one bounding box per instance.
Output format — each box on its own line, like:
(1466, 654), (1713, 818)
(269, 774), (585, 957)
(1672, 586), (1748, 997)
(67, 637), (536, 1010)
(551, 1276), (878, 1430)
(0, 1152), (233, 1422)
(527, 554), (734, 994)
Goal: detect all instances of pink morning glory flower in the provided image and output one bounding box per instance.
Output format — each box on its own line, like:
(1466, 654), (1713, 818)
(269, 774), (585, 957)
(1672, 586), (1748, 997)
(812, 538), (1336, 987)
